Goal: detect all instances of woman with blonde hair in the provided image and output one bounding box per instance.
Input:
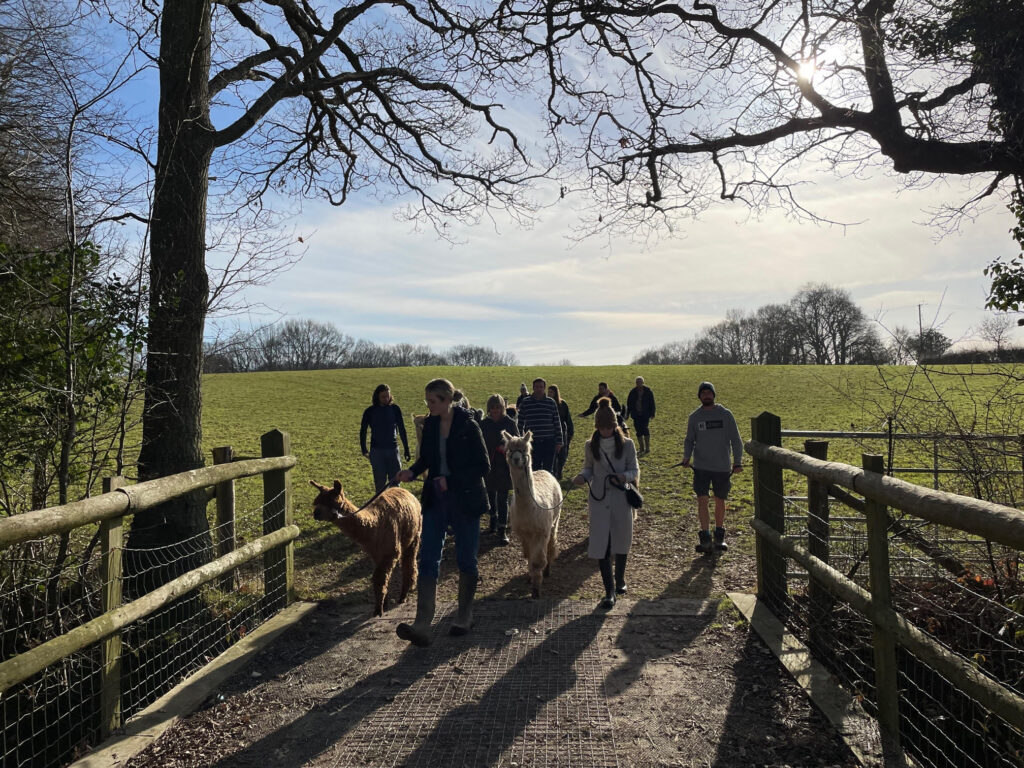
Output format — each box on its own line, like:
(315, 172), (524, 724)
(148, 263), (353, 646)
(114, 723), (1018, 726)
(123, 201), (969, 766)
(394, 378), (489, 645)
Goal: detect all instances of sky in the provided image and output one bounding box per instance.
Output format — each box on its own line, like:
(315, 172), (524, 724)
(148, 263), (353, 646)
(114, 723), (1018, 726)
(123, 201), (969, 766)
(82, 2), (1019, 367)
(239, 169), (1020, 366)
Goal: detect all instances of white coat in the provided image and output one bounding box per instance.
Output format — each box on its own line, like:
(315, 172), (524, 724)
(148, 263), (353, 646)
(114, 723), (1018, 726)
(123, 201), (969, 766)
(579, 435), (639, 558)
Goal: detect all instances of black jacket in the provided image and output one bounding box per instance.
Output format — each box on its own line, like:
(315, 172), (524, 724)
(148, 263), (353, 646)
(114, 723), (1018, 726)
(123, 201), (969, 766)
(625, 386), (656, 421)
(480, 414), (519, 493)
(579, 392), (622, 418)
(407, 407), (489, 513)
(556, 400), (574, 443)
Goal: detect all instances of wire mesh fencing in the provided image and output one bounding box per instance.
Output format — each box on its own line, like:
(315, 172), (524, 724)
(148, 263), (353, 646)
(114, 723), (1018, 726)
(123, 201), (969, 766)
(758, 437), (1024, 768)
(1, 485), (291, 768)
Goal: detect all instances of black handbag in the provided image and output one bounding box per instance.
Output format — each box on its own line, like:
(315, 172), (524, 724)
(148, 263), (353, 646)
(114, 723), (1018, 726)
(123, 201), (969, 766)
(603, 450), (643, 509)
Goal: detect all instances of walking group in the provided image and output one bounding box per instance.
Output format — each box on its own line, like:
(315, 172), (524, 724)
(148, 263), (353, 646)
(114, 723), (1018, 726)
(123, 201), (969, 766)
(355, 375), (743, 647)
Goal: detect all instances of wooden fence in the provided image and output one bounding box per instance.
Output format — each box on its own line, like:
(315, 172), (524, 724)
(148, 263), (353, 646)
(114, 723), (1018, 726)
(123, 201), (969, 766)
(781, 426), (1024, 495)
(0, 429), (297, 752)
(749, 412), (1024, 766)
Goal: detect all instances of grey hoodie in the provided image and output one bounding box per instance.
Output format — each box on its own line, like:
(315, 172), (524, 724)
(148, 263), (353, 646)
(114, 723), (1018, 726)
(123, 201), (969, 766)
(682, 403), (743, 473)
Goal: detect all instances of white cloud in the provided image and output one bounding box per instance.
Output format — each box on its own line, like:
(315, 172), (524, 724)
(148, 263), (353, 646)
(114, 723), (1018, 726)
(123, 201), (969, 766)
(239, 169), (1017, 365)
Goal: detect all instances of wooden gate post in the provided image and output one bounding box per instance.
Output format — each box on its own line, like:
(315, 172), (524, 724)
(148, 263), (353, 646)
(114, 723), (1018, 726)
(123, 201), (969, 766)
(863, 453), (905, 765)
(751, 412), (786, 614)
(261, 430), (293, 610)
(212, 446), (236, 593)
(805, 440), (832, 655)
(100, 475), (124, 738)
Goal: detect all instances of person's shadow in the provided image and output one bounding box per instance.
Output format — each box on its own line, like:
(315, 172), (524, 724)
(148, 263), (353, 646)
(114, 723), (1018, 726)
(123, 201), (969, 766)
(201, 516), (613, 767)
(602, 557), (720, 698)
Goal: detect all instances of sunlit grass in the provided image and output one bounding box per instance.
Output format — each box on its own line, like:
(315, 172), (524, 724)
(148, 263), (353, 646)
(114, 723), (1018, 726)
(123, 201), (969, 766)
(200, 364), (1017, 601)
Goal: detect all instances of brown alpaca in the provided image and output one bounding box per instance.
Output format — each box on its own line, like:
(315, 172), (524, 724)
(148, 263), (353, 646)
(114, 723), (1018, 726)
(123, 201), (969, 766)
(310, 480), (422, 617)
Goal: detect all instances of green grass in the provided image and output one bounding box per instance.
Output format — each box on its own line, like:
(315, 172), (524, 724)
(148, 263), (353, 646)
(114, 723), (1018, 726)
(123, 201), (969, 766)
(200, 364), (1020, 602)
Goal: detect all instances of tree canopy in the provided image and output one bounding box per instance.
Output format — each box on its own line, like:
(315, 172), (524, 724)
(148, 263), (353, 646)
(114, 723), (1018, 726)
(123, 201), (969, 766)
(504, 0), (1023, 237)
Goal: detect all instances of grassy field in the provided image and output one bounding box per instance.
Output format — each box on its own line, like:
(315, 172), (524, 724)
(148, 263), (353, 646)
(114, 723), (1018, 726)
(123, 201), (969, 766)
(200, 364), (1020, 603)
(201, 366), (864, 596)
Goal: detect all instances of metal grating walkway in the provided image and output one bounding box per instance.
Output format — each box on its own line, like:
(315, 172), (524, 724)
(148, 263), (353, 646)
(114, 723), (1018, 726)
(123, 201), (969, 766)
(324, 600), (619, 768)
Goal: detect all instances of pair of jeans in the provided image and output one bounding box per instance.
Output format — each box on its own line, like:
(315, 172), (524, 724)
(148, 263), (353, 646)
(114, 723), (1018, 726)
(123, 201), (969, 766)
(418, 480), (481, 580)
(368, 447), (401, 493)
(551, 440), (569, 479)
(531, 437), (557, 474)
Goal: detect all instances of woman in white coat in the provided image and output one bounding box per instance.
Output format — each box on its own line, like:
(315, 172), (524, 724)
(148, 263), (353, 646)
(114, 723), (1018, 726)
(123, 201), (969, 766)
(572, 398), (640, 608)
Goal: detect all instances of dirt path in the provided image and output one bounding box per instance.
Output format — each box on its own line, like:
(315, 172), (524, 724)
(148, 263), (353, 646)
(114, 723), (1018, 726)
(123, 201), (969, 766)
(121, 544), (861, 767)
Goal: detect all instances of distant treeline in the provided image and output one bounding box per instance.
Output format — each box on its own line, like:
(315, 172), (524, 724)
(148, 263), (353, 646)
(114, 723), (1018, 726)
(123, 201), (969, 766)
(632, 283), (1022, 366)
(203, 319), (518, 372)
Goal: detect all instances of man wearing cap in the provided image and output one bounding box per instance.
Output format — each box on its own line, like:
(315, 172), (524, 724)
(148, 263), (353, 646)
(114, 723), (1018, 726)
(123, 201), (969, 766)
(680, 382), (744, 553)
(625, 376), (656, 455)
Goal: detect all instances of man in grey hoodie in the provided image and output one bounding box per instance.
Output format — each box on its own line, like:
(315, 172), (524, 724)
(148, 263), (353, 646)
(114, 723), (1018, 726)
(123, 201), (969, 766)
(680, 382), (744, 553)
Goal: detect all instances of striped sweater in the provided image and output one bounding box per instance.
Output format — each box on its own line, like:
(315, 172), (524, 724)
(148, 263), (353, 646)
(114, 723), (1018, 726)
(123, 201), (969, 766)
(516, 395), (563, 443)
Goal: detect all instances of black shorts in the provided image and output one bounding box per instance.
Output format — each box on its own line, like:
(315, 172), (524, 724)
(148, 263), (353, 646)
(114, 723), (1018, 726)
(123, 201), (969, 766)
(693, 468), (732, 498)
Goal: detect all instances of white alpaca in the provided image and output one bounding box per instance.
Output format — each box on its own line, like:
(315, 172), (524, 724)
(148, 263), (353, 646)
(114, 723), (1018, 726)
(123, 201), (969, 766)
(502, 430), (562, 598)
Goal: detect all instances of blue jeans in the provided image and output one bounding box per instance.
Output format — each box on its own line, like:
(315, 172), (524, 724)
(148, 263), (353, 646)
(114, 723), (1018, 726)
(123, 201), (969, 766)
(418, 484), (481, 580)
(369, 447), (401, 493)
(531, 438), (557, 474)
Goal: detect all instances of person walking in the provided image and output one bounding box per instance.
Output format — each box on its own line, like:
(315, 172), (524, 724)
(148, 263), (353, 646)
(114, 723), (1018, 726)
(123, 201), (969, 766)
(625, 376), (656, 455)
(679, 381), (744, 554)
(515, 377), (563, 473)
(359, 384), (411, 493)
(480, 394), (518, 545)
(394, 379), (489, 646)
(547, 384), (574, 480)
(572, 398), (639, 609)
(578, 382), (622, 419)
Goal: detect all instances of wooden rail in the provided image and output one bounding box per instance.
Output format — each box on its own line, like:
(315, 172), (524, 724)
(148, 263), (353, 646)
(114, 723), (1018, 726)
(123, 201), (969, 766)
(0, 455), (295, 548)
(781, 427), (1024, 493)
(749, 412), (1024, 765)
(0, 525), (298, 694)
(0, 429), (296, 743)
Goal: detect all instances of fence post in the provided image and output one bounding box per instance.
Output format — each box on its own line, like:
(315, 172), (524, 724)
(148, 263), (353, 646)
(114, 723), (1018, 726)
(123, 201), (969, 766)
(1019, 435), (1023, 505)
(261, 430), (293, 610)
(751, 412), (786, 615)
(100, 475), (124, 739)
(212, 446), (236, 593)
(863, 453), (905, 765)
(805, 440), (831, 656)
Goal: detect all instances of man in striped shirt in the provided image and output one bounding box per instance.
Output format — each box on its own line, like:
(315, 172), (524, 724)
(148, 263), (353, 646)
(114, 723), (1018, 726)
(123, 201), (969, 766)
(516, 377), (564, 473)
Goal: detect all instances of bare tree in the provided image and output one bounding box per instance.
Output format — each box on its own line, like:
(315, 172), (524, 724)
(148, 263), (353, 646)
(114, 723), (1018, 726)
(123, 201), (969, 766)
(975, 315), (1017, 357)
(886, 325), (915, 366)
(499, 0), (1023, 253)
(128, 0), (540, 572)
(447, 344), (519, 366)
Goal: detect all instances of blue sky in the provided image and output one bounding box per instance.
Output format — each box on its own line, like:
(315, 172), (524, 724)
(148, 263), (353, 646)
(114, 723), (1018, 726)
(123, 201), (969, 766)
(238, 169), (1018, 365)
(89, 3), (1017, 366)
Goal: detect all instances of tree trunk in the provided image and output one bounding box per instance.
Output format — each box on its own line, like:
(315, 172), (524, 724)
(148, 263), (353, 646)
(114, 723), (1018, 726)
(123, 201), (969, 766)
(126, 0), (215, 596)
